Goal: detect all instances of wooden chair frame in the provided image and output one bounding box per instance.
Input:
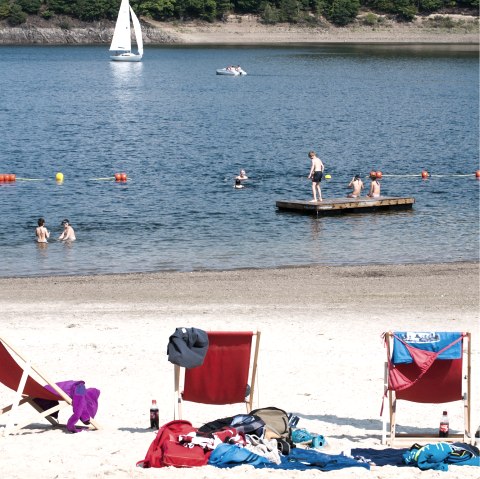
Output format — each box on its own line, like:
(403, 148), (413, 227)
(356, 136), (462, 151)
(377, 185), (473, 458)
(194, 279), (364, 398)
(174, 331), (260, 420)
(382, 331), (472, 446)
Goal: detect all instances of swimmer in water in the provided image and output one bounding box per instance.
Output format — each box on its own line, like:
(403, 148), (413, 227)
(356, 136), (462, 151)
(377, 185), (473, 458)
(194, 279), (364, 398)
(58, 219), (76, 241)
(236, 169), (248, 180)
(35, 218), (50, 243)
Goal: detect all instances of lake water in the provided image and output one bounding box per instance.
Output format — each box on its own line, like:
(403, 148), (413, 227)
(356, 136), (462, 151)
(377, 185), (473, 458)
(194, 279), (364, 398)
(0, 44), (478, 277)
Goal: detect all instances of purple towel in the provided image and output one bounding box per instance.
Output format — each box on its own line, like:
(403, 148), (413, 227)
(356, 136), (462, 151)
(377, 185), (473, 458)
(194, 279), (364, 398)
(45, 380), (100, 433)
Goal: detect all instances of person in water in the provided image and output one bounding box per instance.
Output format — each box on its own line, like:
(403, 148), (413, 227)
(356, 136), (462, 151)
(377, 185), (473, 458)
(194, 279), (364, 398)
(236, 169), (248, 180)
(307, 151), (324, 202)
(234, 179), (244, 189)
(347, 175), (364, 198)
(58, 219), (76, 241)
(367, 175), (381, 198)
(35, 217), (50, 243)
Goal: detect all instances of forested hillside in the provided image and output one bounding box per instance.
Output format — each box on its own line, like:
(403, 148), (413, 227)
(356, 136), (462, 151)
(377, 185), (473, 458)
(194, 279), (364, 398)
(0, 0), (478, 27)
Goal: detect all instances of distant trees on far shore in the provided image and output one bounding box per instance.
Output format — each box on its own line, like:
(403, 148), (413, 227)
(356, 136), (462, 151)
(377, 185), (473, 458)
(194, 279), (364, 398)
(0, 0), (478, 26)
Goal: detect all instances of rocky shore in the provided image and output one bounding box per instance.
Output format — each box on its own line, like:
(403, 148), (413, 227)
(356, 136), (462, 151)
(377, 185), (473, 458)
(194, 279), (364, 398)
(0, 13), (478, 45)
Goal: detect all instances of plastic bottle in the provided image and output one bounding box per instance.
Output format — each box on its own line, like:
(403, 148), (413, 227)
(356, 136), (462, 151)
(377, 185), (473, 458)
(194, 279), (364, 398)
(150, 399), (159, 429)
(439, 410), (449, 437)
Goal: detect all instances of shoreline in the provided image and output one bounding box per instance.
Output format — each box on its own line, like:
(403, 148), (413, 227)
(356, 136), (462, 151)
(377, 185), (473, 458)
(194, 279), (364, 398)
(1, 261), (478, 315)
(0, 14), (478, 46)
(0, 258), (477, 280)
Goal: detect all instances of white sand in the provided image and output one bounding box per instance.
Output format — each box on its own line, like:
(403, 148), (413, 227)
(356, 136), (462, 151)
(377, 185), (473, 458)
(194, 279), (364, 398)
(0, 262), (478, 478)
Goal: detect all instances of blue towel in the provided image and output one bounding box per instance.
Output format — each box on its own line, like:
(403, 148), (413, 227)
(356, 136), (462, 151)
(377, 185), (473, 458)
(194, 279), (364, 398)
(392, 332), (462, 364)
(270, 448), (370, 471)
(209, 445), (370, 471)
(352, 448), (407, 466)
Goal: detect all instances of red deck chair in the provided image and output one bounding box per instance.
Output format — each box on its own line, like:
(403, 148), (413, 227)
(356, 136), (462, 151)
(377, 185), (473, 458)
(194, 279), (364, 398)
(0, 337), (100, 435)
(382, 331), (472, 446)
(174, 331), (260, 419)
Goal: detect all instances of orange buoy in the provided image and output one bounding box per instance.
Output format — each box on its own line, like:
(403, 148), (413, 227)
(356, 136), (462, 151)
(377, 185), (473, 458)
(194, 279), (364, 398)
(475, 170), (480, 179)
(375, 170), (383, 179)
(7, 174), (16, 182)
(120, 173), (127, 181)
(114, 173), (121, 181)
(421, 170), (429, 179)
(0, 174), (5, 182)
(370, 170), (377, 179)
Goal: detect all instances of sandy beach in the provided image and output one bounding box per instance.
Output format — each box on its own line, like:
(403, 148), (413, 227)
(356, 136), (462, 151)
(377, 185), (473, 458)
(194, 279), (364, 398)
(0, 262), (478, 478)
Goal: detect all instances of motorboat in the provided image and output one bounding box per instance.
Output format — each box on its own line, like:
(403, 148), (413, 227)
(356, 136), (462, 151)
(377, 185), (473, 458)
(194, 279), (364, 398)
(216, 66), (247, 76)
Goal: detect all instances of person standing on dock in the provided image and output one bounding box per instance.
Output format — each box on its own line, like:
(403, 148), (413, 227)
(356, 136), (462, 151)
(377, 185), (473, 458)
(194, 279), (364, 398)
(307, 151), (324, 202)
(367, 174), (381, 198)
(347, 175), (364, 198)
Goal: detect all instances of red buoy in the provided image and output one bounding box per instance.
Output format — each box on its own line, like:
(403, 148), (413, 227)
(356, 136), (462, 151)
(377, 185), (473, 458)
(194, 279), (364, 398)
(370, 170), (377, 179)
(421, 170), (429, 179)
(7, 174), (15, 182)
(376, 170), (383, 179)
(0, 174), (5, 182)
(120, 173), (127, 181)
(475, 170), (480, 179)
(114, 173), (121, 181)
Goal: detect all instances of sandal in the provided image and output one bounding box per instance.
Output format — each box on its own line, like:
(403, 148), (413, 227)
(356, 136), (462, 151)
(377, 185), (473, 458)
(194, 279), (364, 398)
(291, 428), (313, 444)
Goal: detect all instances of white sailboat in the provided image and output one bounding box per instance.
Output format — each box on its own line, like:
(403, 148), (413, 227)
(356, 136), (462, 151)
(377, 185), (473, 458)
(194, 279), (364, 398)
(109, 0), (143, 62)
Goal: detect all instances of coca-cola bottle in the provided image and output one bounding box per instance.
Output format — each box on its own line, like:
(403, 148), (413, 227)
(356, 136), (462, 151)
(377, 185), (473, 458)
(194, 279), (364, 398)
(439, 410), (449, 437)
(150, 399), (159, 429)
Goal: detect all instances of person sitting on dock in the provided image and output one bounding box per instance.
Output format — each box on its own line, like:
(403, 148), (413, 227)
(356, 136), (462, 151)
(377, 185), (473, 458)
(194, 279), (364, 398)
(307, 151), (324, 202)
(367, 175), (381, 198)
(347, 175), (364, 198)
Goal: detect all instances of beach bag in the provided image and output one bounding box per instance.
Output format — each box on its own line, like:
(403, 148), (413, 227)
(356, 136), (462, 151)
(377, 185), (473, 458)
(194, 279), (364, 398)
(199, 414), (265, 437)
(137, 420), (209, 468)
(162, 440), (210, 468)
(250, 407), (293, 454)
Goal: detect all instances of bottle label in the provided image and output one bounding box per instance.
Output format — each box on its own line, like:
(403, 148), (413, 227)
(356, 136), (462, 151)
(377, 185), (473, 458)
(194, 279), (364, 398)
(440, 423), (449, 433)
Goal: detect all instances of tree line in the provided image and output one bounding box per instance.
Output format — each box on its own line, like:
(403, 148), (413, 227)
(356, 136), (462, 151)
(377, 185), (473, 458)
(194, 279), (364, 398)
(1, 0), (478, 27)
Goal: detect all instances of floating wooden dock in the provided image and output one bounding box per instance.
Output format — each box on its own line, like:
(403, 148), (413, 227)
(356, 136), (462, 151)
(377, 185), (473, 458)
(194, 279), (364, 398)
(276, 196), (415, 215)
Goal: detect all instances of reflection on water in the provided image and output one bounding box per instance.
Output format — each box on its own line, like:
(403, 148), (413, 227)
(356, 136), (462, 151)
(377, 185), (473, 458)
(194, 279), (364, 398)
(309, 216), (322, 242)
(36, 241), (49, 258)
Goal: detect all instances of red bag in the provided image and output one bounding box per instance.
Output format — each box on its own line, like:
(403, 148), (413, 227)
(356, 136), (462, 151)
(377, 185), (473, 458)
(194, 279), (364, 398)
(137, 420), (209, 468)
(163, 441), (211, 467)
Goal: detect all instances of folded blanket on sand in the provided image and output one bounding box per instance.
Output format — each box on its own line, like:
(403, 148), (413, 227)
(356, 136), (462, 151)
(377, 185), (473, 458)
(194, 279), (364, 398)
(209, 444), (370, 471)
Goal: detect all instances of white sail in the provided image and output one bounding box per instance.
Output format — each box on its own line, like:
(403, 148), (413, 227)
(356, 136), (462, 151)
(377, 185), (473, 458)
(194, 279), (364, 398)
(130, 6), (143, 57)
(109, 0), (131, 53)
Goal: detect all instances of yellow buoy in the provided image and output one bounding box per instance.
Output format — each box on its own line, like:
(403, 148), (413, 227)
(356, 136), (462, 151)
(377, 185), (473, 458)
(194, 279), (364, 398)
(56, 172), (64, 182)
(325, 174), (331, 179)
